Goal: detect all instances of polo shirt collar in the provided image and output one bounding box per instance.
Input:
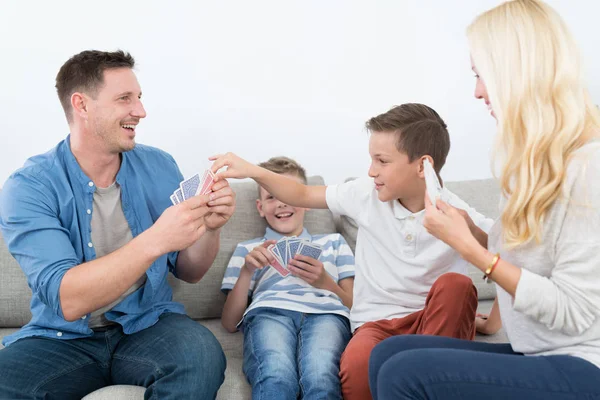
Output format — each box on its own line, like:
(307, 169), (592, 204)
(391, 199), (425, 221)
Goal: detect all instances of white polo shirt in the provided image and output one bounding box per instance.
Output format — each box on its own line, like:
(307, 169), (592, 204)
(326, 177), (494, 331)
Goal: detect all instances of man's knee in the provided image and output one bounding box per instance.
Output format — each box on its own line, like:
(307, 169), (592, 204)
(167, 322), (226, 390)
(185, 323), (226, 373)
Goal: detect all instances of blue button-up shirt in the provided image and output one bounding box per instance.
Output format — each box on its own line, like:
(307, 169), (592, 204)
(0, 136), (186, 346)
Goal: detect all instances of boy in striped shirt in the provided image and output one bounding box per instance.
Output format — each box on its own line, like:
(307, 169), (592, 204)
(221, 156), (355, 400)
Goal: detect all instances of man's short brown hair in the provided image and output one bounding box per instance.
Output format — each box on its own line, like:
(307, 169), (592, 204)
(55, 50), (135, 122)
(366, 103), (450, 173)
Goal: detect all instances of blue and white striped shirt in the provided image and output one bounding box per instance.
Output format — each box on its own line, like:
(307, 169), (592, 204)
(221, 227), (355, 325)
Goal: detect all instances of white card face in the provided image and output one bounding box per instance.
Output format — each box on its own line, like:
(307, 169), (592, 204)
(423, 159), (442, 206)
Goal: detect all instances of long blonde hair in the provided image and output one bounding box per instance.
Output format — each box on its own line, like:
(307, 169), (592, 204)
(467, 0), (600, 248)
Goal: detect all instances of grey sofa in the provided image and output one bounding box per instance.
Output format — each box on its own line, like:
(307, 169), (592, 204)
(0, 177), (507, 400)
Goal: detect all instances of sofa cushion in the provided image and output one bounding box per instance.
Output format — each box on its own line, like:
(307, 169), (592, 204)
(0, 232), (32, 327)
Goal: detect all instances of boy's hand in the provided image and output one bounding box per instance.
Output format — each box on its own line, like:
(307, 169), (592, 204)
(209, 152), (258, 181)
(476, 313), (491, 334)
(244, 240), (277, 274)
(288, 255), (333, 290)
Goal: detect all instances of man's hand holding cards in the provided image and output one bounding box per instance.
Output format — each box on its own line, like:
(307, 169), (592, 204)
(170, 169), (236, 232)
(170, 170), (216, 205)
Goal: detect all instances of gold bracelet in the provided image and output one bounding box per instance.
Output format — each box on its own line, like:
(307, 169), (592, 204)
(482, 253), (500, 283)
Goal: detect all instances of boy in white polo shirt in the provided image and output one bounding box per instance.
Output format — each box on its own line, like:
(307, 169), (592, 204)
(210, 103), (493, 400)
(220, 156), (356, 400)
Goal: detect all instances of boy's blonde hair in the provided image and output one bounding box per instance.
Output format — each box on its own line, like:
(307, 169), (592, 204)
(257, 157), (307, 197)
(468, 0), (600, 248)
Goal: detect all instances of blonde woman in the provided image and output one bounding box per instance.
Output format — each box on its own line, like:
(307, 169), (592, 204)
(368, 0), (600, 399)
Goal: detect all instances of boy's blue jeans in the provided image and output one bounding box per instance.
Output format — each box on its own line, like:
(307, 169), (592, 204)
(369, 335), (600, 400)
(242, 307), (351, 400)
(0, 313), (226, 399)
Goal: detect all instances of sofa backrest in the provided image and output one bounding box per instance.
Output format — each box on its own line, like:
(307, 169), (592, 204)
(0, 176), (500, 328)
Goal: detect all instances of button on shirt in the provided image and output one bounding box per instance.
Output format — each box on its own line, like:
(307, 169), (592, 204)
(326, 177), (494, 331)
(0, 135), (185, 347)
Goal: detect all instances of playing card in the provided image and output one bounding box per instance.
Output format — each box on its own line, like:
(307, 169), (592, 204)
(180, 173), (202, 200)
(170, 194), (178, 205)
(267, 244), (290, 277)
(271, 244), (285, 266)
(287, 238), (302, 262)
(423, 159), (442, 207)
(199, 170), (216, 195)
(275, 240), (288, 265)
(174, 188), (184, 204)
(194, 170), (210, 196)
(297, 242), (323, 260)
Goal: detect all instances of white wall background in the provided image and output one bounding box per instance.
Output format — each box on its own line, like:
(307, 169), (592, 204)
(1, 1), (598, 186)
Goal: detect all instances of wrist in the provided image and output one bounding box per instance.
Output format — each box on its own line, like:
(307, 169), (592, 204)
(459, 237), (487, 267)
(205, 225), (222, 235)
(321, 275), (337, 292)
(138, 228), (165, 260)
(242, 263), (256, 276)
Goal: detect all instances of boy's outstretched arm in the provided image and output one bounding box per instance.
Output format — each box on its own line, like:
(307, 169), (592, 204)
(210, 153), (328, 209)
(221, 241), (276, 332)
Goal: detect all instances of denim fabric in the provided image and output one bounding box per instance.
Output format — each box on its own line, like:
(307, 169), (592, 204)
(0, 313), (226, 399)
(242, 307), (350, 400)
(369, 335), (600, 400)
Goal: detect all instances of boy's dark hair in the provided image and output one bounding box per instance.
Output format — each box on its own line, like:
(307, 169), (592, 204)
(257, 157), (307, 197)
(366, 103), (450, 173)
(55, 50), (135, 122)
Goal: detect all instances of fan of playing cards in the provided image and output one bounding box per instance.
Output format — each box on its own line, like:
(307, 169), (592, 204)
(267, 237), (323, 277)
(170, 170), (216, 205)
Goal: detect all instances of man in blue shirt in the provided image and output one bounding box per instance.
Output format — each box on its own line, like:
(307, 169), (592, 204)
(0, 50), (234, 399)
